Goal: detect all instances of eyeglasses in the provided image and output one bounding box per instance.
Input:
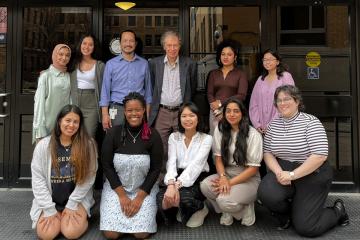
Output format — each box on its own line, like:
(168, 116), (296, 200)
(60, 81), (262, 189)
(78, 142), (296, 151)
(276, 97), (293, 104)
(262, 58), (277, 63)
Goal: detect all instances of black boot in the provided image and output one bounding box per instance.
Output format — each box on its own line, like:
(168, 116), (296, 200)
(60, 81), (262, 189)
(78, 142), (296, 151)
(333, 199), (350, 226)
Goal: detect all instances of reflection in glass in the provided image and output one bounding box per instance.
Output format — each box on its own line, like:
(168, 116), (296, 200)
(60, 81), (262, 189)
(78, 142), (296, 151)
(103, 8), (179, 60)
(322, 117), (353, 182)
(280, 6), (348, 47)
(0, 7), (6, 92)
(22, 7), (92, 93)
(189, 7), (260, 90)
(0, 6), (5, 178)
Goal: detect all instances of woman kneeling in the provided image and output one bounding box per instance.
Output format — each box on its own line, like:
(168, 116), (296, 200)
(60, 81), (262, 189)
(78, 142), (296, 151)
(258, 85), (349, 237)
(100, 92), (163, 239)
(30, 105), (98, 240)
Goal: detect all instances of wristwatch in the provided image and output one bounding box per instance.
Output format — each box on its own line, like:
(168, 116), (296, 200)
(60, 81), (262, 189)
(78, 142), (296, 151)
(289, 171), (295, 180)
(219, 173), (226, 177)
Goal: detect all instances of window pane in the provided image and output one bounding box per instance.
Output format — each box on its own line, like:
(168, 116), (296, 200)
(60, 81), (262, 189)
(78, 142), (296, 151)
(22, 7), (92, 93)
(128, 16), (136, 26)
(145, 34), (152, 46)
(155, 16), (161, 26)
(164, 16), (171, 26)
(281, 6), (309, 30)
(312, 6), (324, 28)
(155, 34), (161, 46)
(145, 16), (152, 26)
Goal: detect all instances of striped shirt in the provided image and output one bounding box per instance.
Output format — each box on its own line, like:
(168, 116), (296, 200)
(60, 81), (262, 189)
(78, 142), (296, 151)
(264, 112), (328, 163)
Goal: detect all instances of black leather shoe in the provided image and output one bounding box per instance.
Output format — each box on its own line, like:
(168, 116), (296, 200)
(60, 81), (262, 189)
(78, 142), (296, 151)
(333, 199), (350, 226)
(277, 218), (291, 230)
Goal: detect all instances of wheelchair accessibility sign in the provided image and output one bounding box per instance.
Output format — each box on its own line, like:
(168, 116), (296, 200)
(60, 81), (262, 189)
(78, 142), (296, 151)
(307, 67), (319, 79)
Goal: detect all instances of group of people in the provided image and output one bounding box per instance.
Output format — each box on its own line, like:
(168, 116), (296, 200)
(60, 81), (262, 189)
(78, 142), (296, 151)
(30, 29), (349, 240)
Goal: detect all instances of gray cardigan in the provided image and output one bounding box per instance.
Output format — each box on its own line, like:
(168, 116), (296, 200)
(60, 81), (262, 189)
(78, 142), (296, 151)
(70, 60), (105, 122)
(30, 136), (98, 228)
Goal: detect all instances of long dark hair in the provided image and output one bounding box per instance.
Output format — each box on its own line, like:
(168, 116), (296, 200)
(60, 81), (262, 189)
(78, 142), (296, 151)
(261, 49), (288, 80)
(120, 92), (151, 145)
(178, 102), (206, 133)
(68, 34), (101, 72)
(50, 104), (96, 184)
(219, 97), (250, 166)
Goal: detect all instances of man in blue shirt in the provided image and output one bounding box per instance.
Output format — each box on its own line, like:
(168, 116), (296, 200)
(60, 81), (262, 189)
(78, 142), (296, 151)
(100, 30), (152, 130)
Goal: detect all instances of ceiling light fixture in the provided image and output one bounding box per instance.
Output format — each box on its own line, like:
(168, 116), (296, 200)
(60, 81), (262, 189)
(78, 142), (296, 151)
(115, 2), (136, 11)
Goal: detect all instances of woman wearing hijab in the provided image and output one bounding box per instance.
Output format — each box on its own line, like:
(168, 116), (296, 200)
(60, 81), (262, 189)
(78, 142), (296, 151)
(33, 44), (72, 144)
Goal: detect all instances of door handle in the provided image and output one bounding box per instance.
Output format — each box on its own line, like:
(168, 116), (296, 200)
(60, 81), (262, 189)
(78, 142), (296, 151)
(0, 92), (11, 97)
(0, 113), (9, 118)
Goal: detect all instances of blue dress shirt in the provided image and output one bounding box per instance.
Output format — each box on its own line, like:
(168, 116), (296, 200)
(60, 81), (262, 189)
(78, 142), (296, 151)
(99, 54), (152, 106)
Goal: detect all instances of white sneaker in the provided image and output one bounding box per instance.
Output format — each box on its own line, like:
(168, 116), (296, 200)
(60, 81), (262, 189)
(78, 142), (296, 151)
(220, 213), (233, 226)
(241, 202), (256, 226)
(186, 205), (209, 228)
(176, 210), (182, 223)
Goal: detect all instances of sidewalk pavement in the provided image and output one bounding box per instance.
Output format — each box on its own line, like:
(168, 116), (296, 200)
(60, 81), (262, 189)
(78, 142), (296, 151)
(0, 190), (358, 240)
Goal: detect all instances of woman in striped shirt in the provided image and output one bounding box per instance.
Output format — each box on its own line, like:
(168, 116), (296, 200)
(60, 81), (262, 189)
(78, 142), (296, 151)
(257, 85), (349, 237)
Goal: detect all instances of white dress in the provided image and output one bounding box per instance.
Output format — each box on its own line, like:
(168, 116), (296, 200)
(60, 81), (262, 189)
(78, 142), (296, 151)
(100, 153), (159, 233)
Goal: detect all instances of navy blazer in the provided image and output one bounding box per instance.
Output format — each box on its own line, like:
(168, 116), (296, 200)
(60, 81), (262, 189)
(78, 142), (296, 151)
(148, 55), (197, 126)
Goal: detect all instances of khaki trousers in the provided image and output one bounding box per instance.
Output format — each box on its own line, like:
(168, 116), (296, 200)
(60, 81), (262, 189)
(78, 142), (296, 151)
(200, 166), (260, 219)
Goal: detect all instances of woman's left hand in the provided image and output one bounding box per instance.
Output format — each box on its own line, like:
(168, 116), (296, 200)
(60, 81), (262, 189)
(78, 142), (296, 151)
(128, 190), (147, 217)
(276, 171), (292, 185)
(212, 176), (231, 194)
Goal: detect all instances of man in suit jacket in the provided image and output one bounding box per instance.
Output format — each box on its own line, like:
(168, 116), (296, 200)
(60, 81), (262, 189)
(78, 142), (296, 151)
(148, 31), (197, 171)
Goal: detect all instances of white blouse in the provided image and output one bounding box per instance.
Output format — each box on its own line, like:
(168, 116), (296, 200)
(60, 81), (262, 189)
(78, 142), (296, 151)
(164, 132), (213, 187)
(213, 126), (263, 167)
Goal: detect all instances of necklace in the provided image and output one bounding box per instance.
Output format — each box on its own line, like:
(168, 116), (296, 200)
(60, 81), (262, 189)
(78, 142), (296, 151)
(64, 144), (71, 152)
(127, 128), (142, 143)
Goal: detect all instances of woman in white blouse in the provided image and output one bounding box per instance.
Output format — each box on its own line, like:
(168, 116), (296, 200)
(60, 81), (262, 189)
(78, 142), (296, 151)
(200, 97), (263, 226)
(156, 102), (213, 228)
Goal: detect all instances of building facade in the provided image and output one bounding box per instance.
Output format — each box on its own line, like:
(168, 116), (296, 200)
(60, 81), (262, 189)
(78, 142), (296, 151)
(0, 0), (359, 192)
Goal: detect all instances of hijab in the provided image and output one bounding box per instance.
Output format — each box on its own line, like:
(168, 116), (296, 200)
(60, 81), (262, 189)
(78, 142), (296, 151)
(51, 44), (71, 72)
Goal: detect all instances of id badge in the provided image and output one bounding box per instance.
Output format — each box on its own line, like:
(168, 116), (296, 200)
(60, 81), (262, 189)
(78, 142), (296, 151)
(109, 107), (117, 120)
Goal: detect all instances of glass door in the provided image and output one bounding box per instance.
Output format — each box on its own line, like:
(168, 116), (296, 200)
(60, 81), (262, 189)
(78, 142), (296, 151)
(12, 3), (92, 187)
(188, 5), (261, 131)
(189, 6), (261, 92)
(273, 0), (357, 190)
(0, 6), (8, 186)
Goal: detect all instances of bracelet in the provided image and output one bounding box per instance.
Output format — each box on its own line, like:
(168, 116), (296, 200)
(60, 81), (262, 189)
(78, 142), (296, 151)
(219, 173), (226, 177)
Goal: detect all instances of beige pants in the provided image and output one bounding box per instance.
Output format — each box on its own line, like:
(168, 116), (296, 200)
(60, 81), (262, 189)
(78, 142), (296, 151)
(200, 166), (260, 219)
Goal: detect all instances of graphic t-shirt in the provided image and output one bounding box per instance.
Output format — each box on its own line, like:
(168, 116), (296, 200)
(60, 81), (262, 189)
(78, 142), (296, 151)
(51, 143), (76, 211)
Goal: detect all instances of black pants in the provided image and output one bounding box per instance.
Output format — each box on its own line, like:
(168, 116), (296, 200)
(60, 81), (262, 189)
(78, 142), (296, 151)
(156, 171), (207, 224)
(258, 159), (340, 237)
